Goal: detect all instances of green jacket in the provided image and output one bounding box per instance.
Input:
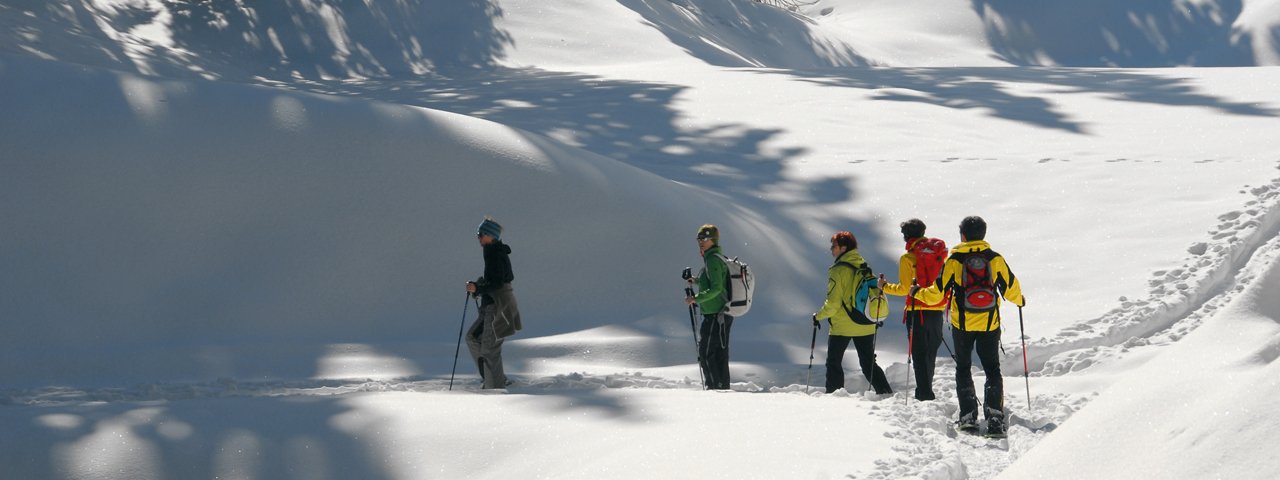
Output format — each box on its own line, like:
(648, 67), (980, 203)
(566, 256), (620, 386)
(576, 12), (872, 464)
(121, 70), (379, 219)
(694, 245), (729, 314)
(816, 249), (879, 337)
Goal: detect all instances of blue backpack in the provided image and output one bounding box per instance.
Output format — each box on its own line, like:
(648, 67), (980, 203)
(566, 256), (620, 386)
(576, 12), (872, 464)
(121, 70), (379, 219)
(837, 261), (881, 325)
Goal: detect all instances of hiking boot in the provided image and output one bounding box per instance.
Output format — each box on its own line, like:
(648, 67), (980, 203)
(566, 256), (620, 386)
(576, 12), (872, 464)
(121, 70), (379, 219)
(985, 416), (1007, 438)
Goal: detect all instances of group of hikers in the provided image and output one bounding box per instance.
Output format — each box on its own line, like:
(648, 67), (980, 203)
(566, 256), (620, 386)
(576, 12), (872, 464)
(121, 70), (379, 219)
(460, 215), (1025, 437)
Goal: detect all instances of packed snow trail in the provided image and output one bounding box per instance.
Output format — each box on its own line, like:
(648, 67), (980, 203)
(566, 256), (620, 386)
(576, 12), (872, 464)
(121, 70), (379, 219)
(1029, 166), (1280, 375)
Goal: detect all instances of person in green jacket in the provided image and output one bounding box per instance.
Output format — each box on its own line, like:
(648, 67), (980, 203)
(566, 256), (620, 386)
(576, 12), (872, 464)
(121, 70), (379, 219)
(685, 224), (733, 390)
(814, 231), (893, 394)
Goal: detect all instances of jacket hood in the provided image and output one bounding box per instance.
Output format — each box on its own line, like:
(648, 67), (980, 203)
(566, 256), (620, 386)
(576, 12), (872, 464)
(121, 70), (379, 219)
(834, 248), (866, 266)
(485, 241), (512, 255)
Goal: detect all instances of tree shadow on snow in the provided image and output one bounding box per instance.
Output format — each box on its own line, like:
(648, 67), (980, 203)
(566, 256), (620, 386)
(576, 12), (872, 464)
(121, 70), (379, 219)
(0, 397), (396, 479)
(782, 66), (1277, 134)
(297, 66), (898, 336)
(970, 0), (1256, 67)
(3, 0), (905, 405)
(616, 0), (871, 68)
(0, 0), (513, 79)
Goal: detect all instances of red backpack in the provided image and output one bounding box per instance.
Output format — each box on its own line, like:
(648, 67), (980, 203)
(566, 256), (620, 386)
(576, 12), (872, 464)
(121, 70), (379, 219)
(908, 237), (949, 309)
(956, 251), (999, 313)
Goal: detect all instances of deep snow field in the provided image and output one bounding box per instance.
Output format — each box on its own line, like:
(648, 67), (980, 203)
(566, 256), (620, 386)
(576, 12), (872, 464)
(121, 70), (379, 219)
(3, 0), (1280, 478)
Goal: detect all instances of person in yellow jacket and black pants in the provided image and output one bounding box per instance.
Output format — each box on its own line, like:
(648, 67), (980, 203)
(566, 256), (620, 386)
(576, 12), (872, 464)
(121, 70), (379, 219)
(879, 218), (946, 401)
(912, 216), (1024, 436)
(814, 231), (893, 395)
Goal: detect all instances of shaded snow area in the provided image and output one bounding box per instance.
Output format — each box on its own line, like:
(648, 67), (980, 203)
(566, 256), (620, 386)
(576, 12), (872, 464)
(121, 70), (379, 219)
(3, 1), (1280, 479)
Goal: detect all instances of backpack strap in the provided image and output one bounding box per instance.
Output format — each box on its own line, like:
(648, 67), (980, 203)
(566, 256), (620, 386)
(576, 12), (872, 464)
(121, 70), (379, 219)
(948, 252), (967, 332)
(710, 253), (732, 308)
(950, 249), (1003, 331)
(835, 261), (877, 325)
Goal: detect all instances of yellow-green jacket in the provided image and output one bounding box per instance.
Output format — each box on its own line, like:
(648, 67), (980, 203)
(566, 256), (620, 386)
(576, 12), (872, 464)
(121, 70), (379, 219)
(816, 249), (881, 337)
(913, 240), (1024, 331)
(881, 238), (947, 312)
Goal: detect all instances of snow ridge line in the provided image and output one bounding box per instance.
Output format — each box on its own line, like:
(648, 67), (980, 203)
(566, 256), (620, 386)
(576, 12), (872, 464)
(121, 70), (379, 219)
(1021, 163), (1280, 375)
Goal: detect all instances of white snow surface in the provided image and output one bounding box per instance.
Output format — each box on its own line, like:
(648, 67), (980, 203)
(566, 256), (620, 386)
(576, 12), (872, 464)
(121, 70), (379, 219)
(2, 0), (1280, 478)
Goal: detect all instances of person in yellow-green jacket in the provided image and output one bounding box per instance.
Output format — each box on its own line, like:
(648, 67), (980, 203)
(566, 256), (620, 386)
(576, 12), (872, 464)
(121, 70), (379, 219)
(878, 218), (948, 401)
(814, 231), (892, 395)
(912, 216), (1025, 437)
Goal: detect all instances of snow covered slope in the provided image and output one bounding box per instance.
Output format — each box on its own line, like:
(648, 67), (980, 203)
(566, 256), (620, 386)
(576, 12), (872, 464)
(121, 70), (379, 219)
(0, 52), (821, 386)
(1000, 179), (1280, 479)
(3, 1), (1280, 479)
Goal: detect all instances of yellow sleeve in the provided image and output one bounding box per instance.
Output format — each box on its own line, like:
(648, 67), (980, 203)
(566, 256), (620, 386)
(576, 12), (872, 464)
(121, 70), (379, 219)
(815, 266), (849, 320)
(913, 258), (959, 306)
(995, 256), (1025, 306)
(882, 253), (916, 297)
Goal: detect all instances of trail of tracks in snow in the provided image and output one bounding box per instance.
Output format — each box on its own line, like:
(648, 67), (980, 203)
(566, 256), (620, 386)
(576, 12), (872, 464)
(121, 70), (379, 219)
(1027, 163), (1280, 376)
(862, 163), (1280, 480)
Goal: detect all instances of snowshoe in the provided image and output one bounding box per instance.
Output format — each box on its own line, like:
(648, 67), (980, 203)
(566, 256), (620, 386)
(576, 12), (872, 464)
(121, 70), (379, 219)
(984, 417), (1007, 439)
(955, 411), (979, 434)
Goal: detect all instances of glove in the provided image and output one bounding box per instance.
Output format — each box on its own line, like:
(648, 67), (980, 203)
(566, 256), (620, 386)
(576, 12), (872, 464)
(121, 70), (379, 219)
(812, 314), (820, 327)
(1018, 295), (1028, 307)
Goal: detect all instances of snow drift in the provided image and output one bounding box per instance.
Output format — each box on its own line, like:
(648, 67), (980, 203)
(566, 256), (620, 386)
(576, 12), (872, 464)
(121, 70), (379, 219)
(0, 53), (817, 385)
(1000, 197), (1280, 479)
(4, 1), (1280, 479)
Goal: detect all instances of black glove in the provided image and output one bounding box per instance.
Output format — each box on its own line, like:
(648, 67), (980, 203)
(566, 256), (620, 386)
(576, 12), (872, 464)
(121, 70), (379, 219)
(812, 314), (820, 327)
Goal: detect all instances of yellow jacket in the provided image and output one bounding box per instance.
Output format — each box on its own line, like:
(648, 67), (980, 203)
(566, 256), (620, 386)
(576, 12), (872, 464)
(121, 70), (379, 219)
(913, 240), (1024, 332)
(881, 238), (947, 312)
(816, 249), (880, 337)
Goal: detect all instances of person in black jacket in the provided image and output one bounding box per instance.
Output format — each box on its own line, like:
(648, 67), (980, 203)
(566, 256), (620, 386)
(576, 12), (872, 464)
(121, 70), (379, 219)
(465, 217), (522, 389)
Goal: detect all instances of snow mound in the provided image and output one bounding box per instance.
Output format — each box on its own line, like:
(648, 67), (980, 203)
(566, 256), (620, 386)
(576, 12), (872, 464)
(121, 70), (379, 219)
(0, 53), (803, 385)
(1000, 210), (1280, 478)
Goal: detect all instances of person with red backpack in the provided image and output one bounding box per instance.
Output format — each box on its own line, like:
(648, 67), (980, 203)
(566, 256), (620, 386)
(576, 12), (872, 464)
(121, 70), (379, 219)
(878, 219), (947, 401)
(911, 216), (1024, 437)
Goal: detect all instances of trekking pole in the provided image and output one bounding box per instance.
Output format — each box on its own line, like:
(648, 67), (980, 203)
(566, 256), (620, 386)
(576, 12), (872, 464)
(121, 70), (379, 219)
(1019, 305), (1031, 410)
(449, 292), (473, 391)
(870, 319), (884, 394)
(806, 315), (819, 394)
(905, 307), (914, 405)
(683, 268), (708, 389)
(940, 328), (956, 361)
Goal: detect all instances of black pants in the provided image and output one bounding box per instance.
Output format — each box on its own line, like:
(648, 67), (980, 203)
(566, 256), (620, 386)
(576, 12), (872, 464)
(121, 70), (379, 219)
(953, 328), (1003, 423)
(907, 310), (944, 400)
(826, 334), (892, 394)
(699, 313), (733, 390)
